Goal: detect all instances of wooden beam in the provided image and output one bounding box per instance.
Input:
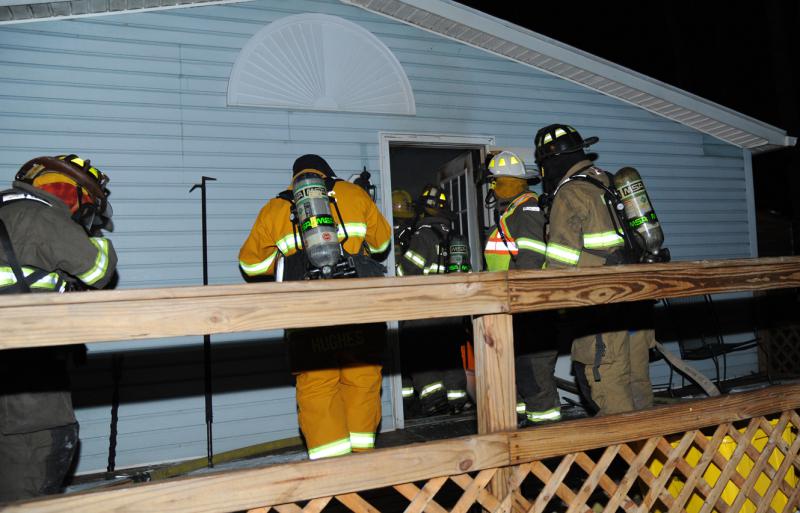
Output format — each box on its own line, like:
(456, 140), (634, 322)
(0, 256), (798, 351)
(8, 385), (800, 513)
(473, 314), (517, 436)
(508, 256), (800, 313)
(0, 273), (508, 350)
(7, 434), (511, 513)
(508, 383), (800, 463)
(473, 313), (517, 501)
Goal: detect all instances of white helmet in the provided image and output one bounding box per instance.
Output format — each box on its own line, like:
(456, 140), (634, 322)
(487, 151), (538, 180)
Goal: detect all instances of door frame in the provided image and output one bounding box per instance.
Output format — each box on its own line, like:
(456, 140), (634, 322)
(377, 131), (495, 430)
(378, 131), (497, 251)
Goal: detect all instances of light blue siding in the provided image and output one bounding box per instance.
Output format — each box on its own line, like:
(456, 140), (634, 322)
(0, 0), (756, 473)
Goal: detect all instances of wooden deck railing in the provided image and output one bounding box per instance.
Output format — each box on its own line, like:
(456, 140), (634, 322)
(6, 385), (800, 513)
(2, 256), (800, 512)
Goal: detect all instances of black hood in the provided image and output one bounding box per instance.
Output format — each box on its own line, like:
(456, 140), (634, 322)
(541, 150), (592, 195)
(292, 154), (336, 179)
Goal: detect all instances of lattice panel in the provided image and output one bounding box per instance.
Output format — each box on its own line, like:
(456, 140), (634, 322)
(248, 413), (800, 513)
(764, 325), (800, 378)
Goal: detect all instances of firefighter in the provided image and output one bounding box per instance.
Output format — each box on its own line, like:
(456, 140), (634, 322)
(396, 184), (451, 277)
(396, 185), (469, 416)
(534, 124), (654, 415)
(391, 189), (418, 270)
(482, 151), (561, 425)
(391, 189), (419, 412)
(0, 155), (117, 502)
(239, 154), (392, 460)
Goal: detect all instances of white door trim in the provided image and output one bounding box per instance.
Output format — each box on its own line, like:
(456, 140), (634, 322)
(377, 131), (495, 430)
(378, 132), (496, 237)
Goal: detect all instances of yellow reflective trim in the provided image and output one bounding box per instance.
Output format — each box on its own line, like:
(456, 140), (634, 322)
(77, 237), (111, 285)
(583, 231), (625, 249)
(0, 267), (62, 291)
(517, 238), (547, 255)
(546, 242), (580, 265)
(239, 251), (278, 276)
(338, 223), (367, 239)
(404, 250), (425, 269)
(349, 432), (375, 449)
(62, 156), (100, 179)
(420, 381), (444, 398)
(368, 238), (390, 254)
(308, 437), (352, 460)
(276, 232), (300, 253)
(526, 407), (562, 422)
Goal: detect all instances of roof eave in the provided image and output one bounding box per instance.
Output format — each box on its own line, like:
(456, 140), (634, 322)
(0, 0), (252, 25)
(2, 0), (795, 154)
(342, 0), (794, 154)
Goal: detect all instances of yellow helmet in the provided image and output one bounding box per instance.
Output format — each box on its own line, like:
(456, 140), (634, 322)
(392, 189), (415, 219)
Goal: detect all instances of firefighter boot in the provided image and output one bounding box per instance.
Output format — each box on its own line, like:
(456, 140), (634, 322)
(516, 397), (528, 428)
(444, 369), (470, 414)
(401, 376), (420, 418)
(516, 350), (561, 424)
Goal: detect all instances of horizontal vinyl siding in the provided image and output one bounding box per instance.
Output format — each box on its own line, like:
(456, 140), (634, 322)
(0, 0), (755, 472)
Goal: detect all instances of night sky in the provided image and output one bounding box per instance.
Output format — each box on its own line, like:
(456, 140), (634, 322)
(456, 2), (800, 252)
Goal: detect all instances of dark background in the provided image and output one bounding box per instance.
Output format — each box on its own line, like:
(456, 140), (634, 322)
(457, 2), (800, 256)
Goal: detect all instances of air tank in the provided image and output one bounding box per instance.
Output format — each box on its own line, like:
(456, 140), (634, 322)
(613, 166), (664, 256)
(447, 234), (472, 273)
(292, 172), (341, 273)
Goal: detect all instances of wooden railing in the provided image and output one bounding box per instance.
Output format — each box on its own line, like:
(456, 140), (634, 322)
(3, 256), (800, 513)
(7, 386), (800, 513)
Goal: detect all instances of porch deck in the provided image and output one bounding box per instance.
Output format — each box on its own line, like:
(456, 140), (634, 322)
(2, 256), (800, 512)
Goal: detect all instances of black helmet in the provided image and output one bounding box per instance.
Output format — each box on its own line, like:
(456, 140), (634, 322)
(419, 184), (449, 215)
(533, 124), (598, 165)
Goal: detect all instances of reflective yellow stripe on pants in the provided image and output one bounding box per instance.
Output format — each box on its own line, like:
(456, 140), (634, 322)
(296, 364), (382, 460)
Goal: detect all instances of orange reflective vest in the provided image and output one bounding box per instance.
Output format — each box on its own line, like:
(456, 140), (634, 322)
(483, 192), (547, 272)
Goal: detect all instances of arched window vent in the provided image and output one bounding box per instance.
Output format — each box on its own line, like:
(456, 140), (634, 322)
(228, 13), (416, 115)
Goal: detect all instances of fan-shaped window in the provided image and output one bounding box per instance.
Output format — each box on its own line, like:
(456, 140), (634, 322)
(227, 13), (416, 115)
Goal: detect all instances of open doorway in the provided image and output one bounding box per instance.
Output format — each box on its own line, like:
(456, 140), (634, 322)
(388, 145), (486, 272)
(378, 133), (495, 429)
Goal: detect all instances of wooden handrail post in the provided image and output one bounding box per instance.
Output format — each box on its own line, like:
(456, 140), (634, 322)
(473, 313), (516, 434)
(473, 312), (516, 503)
